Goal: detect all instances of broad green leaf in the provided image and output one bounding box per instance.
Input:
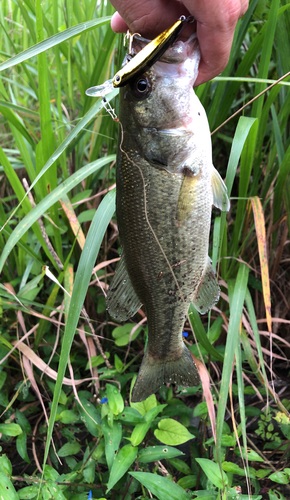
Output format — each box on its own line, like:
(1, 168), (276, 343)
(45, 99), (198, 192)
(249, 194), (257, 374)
(177, 475), (197, 489)
(129, 422), (151, 447)
(77, 397), (102, 438)
(106, 383), (124, 415)
(47, 480), (67, 499)
(222, 462), (256, 478)
(0, 455), (12, 475)
(102, 419), (122, 470)
(92, 438), (105, 461)
(0, 423), (22, 436)
(114, 354), (123, 372)
(206, 435), (235, 447)
(129, 404), (167, 447)
(0, 472), (19, 500)
(163, 401), (193, 419)
(118, 407), (144, 424)
(193, 401), (208, 418)
(138, 446), (184, 463)
(234, 447), (264, 462)
(41, 484), (54, 499)
(256, 469), (271, 479)
(195, 458), (228, 489)
(268, 471), (289, 484)
(15, 409), (31, 434)
(144, 404), (167, 423)
(17, 485), (39, 499)
(268, 491), (287, 500)
(130, 472), (191, 500)
(83, 458), (95, 484)
(16, 432), (30, 464)
(43, 465), (59, 481)
(154, 418), (194, 445)
(59, 410), (78, 425)
(191, 493), (217, 500)
(130, 393), (157, 416)
(107, 444), (138, 492)
(112, 323), (143, 346)
(58, 441), (81, 457)
(86, 353), (110, 369)
(168, 458), (192, 475)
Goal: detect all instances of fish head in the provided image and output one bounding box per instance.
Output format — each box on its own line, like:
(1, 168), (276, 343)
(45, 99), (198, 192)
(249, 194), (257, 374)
(119, 35), (210, 172)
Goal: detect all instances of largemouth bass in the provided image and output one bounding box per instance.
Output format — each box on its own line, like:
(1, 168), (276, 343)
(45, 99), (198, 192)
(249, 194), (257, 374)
(106, 34), (229, 403)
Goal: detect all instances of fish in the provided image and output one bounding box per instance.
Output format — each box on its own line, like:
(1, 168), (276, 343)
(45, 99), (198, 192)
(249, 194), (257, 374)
(106, 34), (230, 403)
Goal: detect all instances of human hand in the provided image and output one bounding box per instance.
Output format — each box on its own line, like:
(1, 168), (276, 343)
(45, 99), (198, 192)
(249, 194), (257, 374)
(110, 0), (248, 86)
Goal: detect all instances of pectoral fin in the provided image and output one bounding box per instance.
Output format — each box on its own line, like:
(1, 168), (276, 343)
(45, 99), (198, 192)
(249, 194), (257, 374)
(192, 257), (220, 314)
(106, 257), (142, 321)
(211, 166), (230, 212)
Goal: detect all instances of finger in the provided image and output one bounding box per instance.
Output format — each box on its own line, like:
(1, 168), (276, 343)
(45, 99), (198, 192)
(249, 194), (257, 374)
(110, 0), (190, 38)
(181, 0), (248, 85)
(111, 12), (129, 33)
(193, 22), (237, 86)
(182, 0), (247, 31)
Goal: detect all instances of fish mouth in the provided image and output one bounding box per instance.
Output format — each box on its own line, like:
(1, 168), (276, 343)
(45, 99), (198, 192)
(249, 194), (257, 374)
(132, 34), (199, 65)
(157, 127), (190, 137)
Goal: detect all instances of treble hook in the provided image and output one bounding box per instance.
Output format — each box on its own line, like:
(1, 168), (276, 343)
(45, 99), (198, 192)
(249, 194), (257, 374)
(124, 30), (141, 55)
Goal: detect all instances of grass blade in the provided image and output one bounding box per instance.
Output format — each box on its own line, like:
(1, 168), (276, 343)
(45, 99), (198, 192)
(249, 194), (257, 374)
(0, 155), (115, 273)
(188, 304), (223, 362)
(250, 196), (272, 334)
(42, 188), (116, 468)
(0, 17), (111, 71)
(216, 263), (249, 463)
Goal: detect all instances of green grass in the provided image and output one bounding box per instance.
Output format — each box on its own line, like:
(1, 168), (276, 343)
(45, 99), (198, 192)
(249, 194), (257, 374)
(1, 1), (290, 499)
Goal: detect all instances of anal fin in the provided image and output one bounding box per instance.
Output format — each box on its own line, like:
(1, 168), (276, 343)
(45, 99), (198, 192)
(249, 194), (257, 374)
(192, 257), (220, 314)
(106, 257), (142, 321)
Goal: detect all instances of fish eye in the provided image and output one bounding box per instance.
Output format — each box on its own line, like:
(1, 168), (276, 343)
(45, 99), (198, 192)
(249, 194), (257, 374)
(132, 76), (151, 98)
(136, 78), (147, 92)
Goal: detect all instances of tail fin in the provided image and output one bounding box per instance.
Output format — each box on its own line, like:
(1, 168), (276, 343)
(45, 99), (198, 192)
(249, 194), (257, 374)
(131, 345), (200, 402)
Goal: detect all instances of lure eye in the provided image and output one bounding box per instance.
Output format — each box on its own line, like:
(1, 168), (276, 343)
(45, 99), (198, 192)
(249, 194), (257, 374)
(132, 76), (151, 98)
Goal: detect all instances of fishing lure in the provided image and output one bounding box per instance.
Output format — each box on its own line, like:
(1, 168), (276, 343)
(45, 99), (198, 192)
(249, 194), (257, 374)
(85, 15), (194, 97)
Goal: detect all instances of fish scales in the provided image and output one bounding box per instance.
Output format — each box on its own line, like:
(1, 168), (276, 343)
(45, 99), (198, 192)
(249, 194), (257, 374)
(106, 34), (229, 402)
